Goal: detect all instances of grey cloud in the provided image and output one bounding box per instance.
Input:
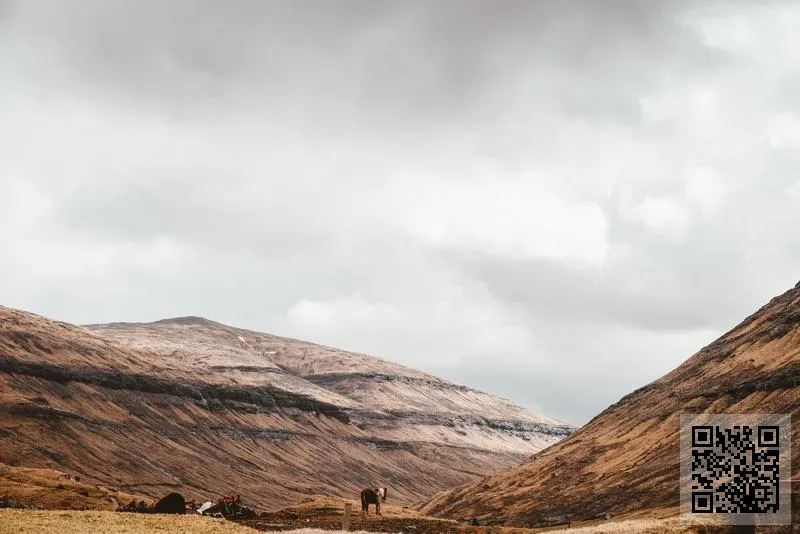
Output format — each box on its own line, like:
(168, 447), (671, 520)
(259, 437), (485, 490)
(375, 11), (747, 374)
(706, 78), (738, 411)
(2, 0), (800, 425)
(3, 0), (717, 126)
(446, 177), (800, 336)
(446, 255), (725, 333)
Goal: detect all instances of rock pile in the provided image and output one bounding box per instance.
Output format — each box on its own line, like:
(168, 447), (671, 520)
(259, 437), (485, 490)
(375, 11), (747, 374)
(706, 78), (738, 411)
(198, 495), (255, 520)
(116, 492), (255, 520)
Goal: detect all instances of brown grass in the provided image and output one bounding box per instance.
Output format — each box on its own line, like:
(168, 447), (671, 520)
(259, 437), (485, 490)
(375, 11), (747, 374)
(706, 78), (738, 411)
(251, 520), (720, 534)
(0, 508), (727, 534)
(541, 518), (723, 533)
(242, 496), (722, 534)
(290, 495), (431, 518)
(0, 509), (259, 534)
(0, 463), (146, 511)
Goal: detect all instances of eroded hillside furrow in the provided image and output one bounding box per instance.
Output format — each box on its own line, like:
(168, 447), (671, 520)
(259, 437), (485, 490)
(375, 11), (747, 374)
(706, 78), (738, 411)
(306, 372), (465, 391)
(380, 411), (574, 438)
(0, 355), (350, 422)
(1, 373), (532, 509)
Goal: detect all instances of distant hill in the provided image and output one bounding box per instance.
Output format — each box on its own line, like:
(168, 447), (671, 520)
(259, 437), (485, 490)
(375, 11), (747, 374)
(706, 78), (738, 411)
(0, 306), (572, 510)
(420, 281), (800, 527)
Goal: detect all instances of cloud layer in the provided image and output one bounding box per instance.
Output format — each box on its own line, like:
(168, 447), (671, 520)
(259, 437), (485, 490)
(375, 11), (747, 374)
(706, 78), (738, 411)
(2, 0), (800, 424)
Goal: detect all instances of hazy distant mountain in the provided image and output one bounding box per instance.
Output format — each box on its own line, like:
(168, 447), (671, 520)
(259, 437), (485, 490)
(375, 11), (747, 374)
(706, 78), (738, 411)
(0, 306), (572, 509)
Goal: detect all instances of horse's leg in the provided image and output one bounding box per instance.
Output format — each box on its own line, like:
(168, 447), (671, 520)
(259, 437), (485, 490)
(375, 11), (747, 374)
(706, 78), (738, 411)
(376, 501), (381, 516)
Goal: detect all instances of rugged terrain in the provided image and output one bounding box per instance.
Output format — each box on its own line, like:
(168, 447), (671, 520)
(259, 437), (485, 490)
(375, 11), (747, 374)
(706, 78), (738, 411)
(0, 306), (573, 510)
(421, 281), (800, 527)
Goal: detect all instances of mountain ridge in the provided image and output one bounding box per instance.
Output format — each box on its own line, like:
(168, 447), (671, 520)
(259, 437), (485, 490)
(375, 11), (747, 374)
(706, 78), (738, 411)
(0, 305), (573, 510)
(420, 281), (800, 527)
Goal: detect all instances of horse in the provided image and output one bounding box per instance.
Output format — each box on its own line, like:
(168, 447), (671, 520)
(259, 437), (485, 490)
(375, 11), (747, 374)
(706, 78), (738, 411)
(360, 487), (387, 515)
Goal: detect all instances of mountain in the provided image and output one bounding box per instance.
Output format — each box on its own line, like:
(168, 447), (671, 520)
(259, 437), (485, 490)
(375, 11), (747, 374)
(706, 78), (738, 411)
(421, 281), (800, 527)
(0, 306), (573, 510)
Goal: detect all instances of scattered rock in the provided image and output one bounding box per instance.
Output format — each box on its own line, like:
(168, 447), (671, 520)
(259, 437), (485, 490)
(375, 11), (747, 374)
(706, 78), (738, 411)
(200, 495), (255, 520)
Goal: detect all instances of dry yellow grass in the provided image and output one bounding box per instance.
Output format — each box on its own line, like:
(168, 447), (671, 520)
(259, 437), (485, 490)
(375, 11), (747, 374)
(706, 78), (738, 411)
(264, 521), (719, 534)
(0, 509), (259, 534)
(245, 496), (721, 534)
(265, 531), (406, 534)
(0, 463), (146, 511)
(540, 517), (722, 533)
(291, 494), (432, 518)
(0, 510), (728, 534)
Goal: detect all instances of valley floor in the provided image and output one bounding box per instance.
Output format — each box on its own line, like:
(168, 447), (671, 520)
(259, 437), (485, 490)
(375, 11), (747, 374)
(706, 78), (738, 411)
(0, 466), (772, 534)
(0, 509), (258, 534)
(239, 497), (730, 534)
(0, 509), (736, 534)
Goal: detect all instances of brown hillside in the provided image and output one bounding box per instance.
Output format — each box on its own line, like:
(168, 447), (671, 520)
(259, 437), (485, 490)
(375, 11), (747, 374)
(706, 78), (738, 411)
(420, 281), (800, 527)
(0, 306), (572, 510)
(0, 462), (147, 511)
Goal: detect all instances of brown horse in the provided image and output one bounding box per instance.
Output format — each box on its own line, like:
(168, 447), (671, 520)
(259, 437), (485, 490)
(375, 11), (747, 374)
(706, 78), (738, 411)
(360, 487), (387, 515)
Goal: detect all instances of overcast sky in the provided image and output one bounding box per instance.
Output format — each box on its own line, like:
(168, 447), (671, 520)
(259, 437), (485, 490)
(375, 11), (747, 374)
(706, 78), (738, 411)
(2, 0), (800, 425)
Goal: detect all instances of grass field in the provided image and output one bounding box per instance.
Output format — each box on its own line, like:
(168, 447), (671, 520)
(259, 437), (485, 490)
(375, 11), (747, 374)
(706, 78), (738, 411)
(272, 524), (714, 534)
(0, 509), (731, 534)
(283, 527), (700, 534)
(0, 463), (146, 511)
(541, 518), (715, 533)
(0, 509), (260, 534)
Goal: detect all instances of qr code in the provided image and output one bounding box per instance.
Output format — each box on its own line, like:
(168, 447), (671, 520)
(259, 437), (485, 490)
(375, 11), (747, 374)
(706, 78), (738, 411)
(680, 414), (792, 526)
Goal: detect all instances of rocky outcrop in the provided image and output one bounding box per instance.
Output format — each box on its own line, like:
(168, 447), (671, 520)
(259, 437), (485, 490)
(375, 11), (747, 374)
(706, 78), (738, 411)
(0, 306), (573, 510)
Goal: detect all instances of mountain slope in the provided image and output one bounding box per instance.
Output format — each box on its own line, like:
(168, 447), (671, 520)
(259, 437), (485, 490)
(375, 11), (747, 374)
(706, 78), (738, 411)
(0, 306), (573, 510)
(420, 281), (800, 527)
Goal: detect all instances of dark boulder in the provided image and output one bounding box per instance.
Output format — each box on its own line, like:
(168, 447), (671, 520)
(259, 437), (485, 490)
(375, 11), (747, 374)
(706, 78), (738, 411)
(153, 492), (185, 514)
